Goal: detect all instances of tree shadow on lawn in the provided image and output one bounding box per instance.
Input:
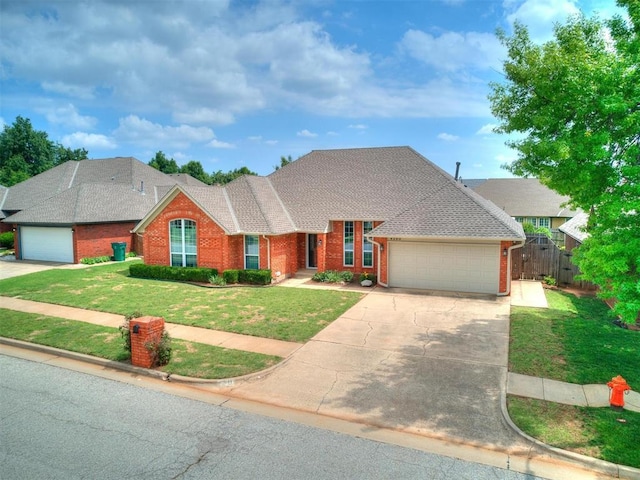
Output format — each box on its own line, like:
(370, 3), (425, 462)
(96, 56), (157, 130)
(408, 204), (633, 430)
(324, 318), (530, 450)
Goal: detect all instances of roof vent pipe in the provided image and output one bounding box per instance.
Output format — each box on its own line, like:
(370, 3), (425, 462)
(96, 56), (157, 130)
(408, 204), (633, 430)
(454, 162), (461, 181)
(140, 181), (145, 195)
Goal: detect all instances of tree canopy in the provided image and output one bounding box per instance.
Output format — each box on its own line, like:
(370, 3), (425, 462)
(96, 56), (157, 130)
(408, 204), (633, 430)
(274, 155), (293, 171)
(489, 0), (640, 323)
(148, 151), (179, 174)
(210, 166), (257, 185)
(0, 116), (88, 186)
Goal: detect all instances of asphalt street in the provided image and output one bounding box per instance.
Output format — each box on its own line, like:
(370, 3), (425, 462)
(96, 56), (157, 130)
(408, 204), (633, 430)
(0, 354), (546, 480)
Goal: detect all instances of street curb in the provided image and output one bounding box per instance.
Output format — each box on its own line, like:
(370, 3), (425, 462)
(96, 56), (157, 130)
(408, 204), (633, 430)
(0, 336), (286, 387)
(500, 381), (640, 480)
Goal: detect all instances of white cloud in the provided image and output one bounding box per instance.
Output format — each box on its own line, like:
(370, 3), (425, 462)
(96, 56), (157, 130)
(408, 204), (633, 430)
(438, 133), (460, 141)
(476, 123), (498, 135)
(326, 131), (339, 136)
(39, 103), (97, 130)
(505, 0), (581, 42)
(297, 129), (318, 138)
(265, 140), (278, 145)
(61, 132), (117, 150)
(208, 139), (235, 149)
(400, 29), (504, 71)
(113, 115), (215, 149)
(248, 136), (263, 142)
(348, 124), (368, 130)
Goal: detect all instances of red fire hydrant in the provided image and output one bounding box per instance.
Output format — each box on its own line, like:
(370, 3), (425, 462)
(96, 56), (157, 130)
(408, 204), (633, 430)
(607, 375), (631, 408)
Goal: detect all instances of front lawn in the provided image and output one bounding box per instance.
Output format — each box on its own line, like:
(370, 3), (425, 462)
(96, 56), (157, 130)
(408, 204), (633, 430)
(0, 309), (280, 379)
(0, 262), (363, 342)
(509, 289), (640, 468)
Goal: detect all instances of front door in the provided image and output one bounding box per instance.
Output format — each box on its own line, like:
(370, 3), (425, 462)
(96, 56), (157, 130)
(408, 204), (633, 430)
(307, 234), (317, 268)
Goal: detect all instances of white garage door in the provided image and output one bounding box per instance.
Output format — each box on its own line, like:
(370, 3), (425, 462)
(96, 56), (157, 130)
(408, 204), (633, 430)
(389, 242), (500, 294)
(21, 226), (74, 263)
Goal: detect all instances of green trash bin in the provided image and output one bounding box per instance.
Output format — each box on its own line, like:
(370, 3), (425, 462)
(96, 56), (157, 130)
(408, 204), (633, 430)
(111, 242), (127, 262)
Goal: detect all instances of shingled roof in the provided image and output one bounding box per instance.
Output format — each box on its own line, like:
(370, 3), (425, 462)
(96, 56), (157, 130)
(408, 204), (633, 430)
(1, 157), (198, 225)
(558, 212), (589, 243)
(468, 178), (576, 218)
(135, 146), (524, 240)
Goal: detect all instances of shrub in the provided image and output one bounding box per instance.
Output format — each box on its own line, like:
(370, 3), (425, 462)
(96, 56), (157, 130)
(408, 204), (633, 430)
(312, 270), (354, 283)
(0, 232), (14, 248)
(238, 269), (272, 285)
(146, 331), (172, 367)
(81, 255), (112, 265)
(543, 275), (557, 286)
(129, 263), (217, 283)
(119, 311), (144, 355)
(223, 269), (240, 284)
(126, 251), (137, 258)
(209, 274), (227, 286)
(359, 272), (377, 284)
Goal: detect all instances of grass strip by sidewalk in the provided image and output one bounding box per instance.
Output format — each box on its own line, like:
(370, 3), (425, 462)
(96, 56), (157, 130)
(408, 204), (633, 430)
(508, 397), (640, 468)
(509, 289), (640, 468)
(509, 289), (638, 386)
(0, 262), (363, 343)
(0, 309), (280, 379)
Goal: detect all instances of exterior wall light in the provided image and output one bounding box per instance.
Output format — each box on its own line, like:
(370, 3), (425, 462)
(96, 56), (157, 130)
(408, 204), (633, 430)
(503, 248), (508, 257)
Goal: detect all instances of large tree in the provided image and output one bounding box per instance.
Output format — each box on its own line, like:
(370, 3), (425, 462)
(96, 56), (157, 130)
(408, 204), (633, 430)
(0, 116), (88, 186)
(179, 160), (211, 184)
(489, 0), (640, 323)
(148, 151), (179, 174)
(210, 166), (257, 185)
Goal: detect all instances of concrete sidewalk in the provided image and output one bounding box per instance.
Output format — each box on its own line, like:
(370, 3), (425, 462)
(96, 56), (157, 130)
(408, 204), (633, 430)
(508, 372), (640, 412)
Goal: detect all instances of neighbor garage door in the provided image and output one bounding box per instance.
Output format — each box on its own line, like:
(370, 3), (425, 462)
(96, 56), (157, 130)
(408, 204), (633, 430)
(388, 242), (500, 294)
(20, 226), (74, 263)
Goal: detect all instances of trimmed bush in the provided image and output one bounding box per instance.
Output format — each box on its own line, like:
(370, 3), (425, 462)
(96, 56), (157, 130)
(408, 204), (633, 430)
(238, 269), (272, 285)
(0, 232), (14, 249)
(223, 269), (240, 284)
(222, 269), (272, 285)
(129, 263), (217, 283)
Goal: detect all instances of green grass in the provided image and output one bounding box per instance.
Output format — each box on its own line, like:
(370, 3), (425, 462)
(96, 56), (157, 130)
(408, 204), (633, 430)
(509, 289), (638, 386)
(508, 397), (640, 468)
(509, 289), (640, 468)
(0, 262), (363, 342)
(0, 309), (280, 379)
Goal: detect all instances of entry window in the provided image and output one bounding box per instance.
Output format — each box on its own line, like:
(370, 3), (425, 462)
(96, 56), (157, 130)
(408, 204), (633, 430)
(362, 221), (373, 268)
(245, 235), (259, 270)
(344, 221), (354, 266)
(170, 219), (197, 267)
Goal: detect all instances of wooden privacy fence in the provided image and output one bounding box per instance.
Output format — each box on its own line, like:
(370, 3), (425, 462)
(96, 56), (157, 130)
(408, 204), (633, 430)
(512, 234), (596, 289)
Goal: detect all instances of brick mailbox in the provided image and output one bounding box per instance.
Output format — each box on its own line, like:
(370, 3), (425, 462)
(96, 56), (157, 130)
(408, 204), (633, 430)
(130, 316), (165, 368)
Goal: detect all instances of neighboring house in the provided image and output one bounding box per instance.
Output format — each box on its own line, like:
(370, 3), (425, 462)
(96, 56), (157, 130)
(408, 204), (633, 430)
(133, 147), (525, 295)
(0, 157), (206, 263)
(558, 212), (589, 252)
(0, 185), (10, 233)
(467, 178), (576, 232)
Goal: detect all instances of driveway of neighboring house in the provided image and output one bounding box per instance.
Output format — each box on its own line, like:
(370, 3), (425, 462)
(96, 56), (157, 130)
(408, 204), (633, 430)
(0, 256), (63, 280)
(220, 289), (532, 451)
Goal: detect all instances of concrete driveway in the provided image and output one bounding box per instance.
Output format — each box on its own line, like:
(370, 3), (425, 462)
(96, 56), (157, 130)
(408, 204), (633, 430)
(222, 289), (531, 452)
(0, 257), (65, 280)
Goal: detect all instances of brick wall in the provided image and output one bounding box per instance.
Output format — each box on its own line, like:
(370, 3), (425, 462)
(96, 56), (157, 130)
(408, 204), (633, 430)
(74, 222), (138, 263)
(129, 316), (165, 369)
(142, 192), (232, 270)
(270, 233), (298, 278)
(500, 240), (511, 294)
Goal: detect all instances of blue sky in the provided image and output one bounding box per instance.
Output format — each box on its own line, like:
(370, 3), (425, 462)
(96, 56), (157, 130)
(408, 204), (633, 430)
(0, 0), (622, 180)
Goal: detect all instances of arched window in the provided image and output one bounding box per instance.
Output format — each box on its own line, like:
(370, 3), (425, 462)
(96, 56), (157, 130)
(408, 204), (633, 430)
(170, 219), (196, 267)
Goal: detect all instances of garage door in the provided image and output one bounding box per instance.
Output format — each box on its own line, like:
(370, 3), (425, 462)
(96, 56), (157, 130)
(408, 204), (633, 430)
(20, 226), (74, 263)
(389, 242), (500, 294)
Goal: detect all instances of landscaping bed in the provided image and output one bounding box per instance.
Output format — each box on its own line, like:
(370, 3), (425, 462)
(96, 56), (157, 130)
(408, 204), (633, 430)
(509, 289), (639, 468)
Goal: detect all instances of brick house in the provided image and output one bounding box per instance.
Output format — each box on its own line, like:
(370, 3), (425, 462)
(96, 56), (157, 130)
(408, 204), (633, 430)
(134, 147), (525, 295)
(1, 157), (206, 263)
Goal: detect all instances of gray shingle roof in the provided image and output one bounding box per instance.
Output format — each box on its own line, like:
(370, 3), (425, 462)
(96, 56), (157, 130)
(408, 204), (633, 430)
(470, 178), (576, 218)
(2, 157), (191, 224)
(558, 212), (589, 243)
(4, 184), (159, 224)
(167, 173), (208, 186)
